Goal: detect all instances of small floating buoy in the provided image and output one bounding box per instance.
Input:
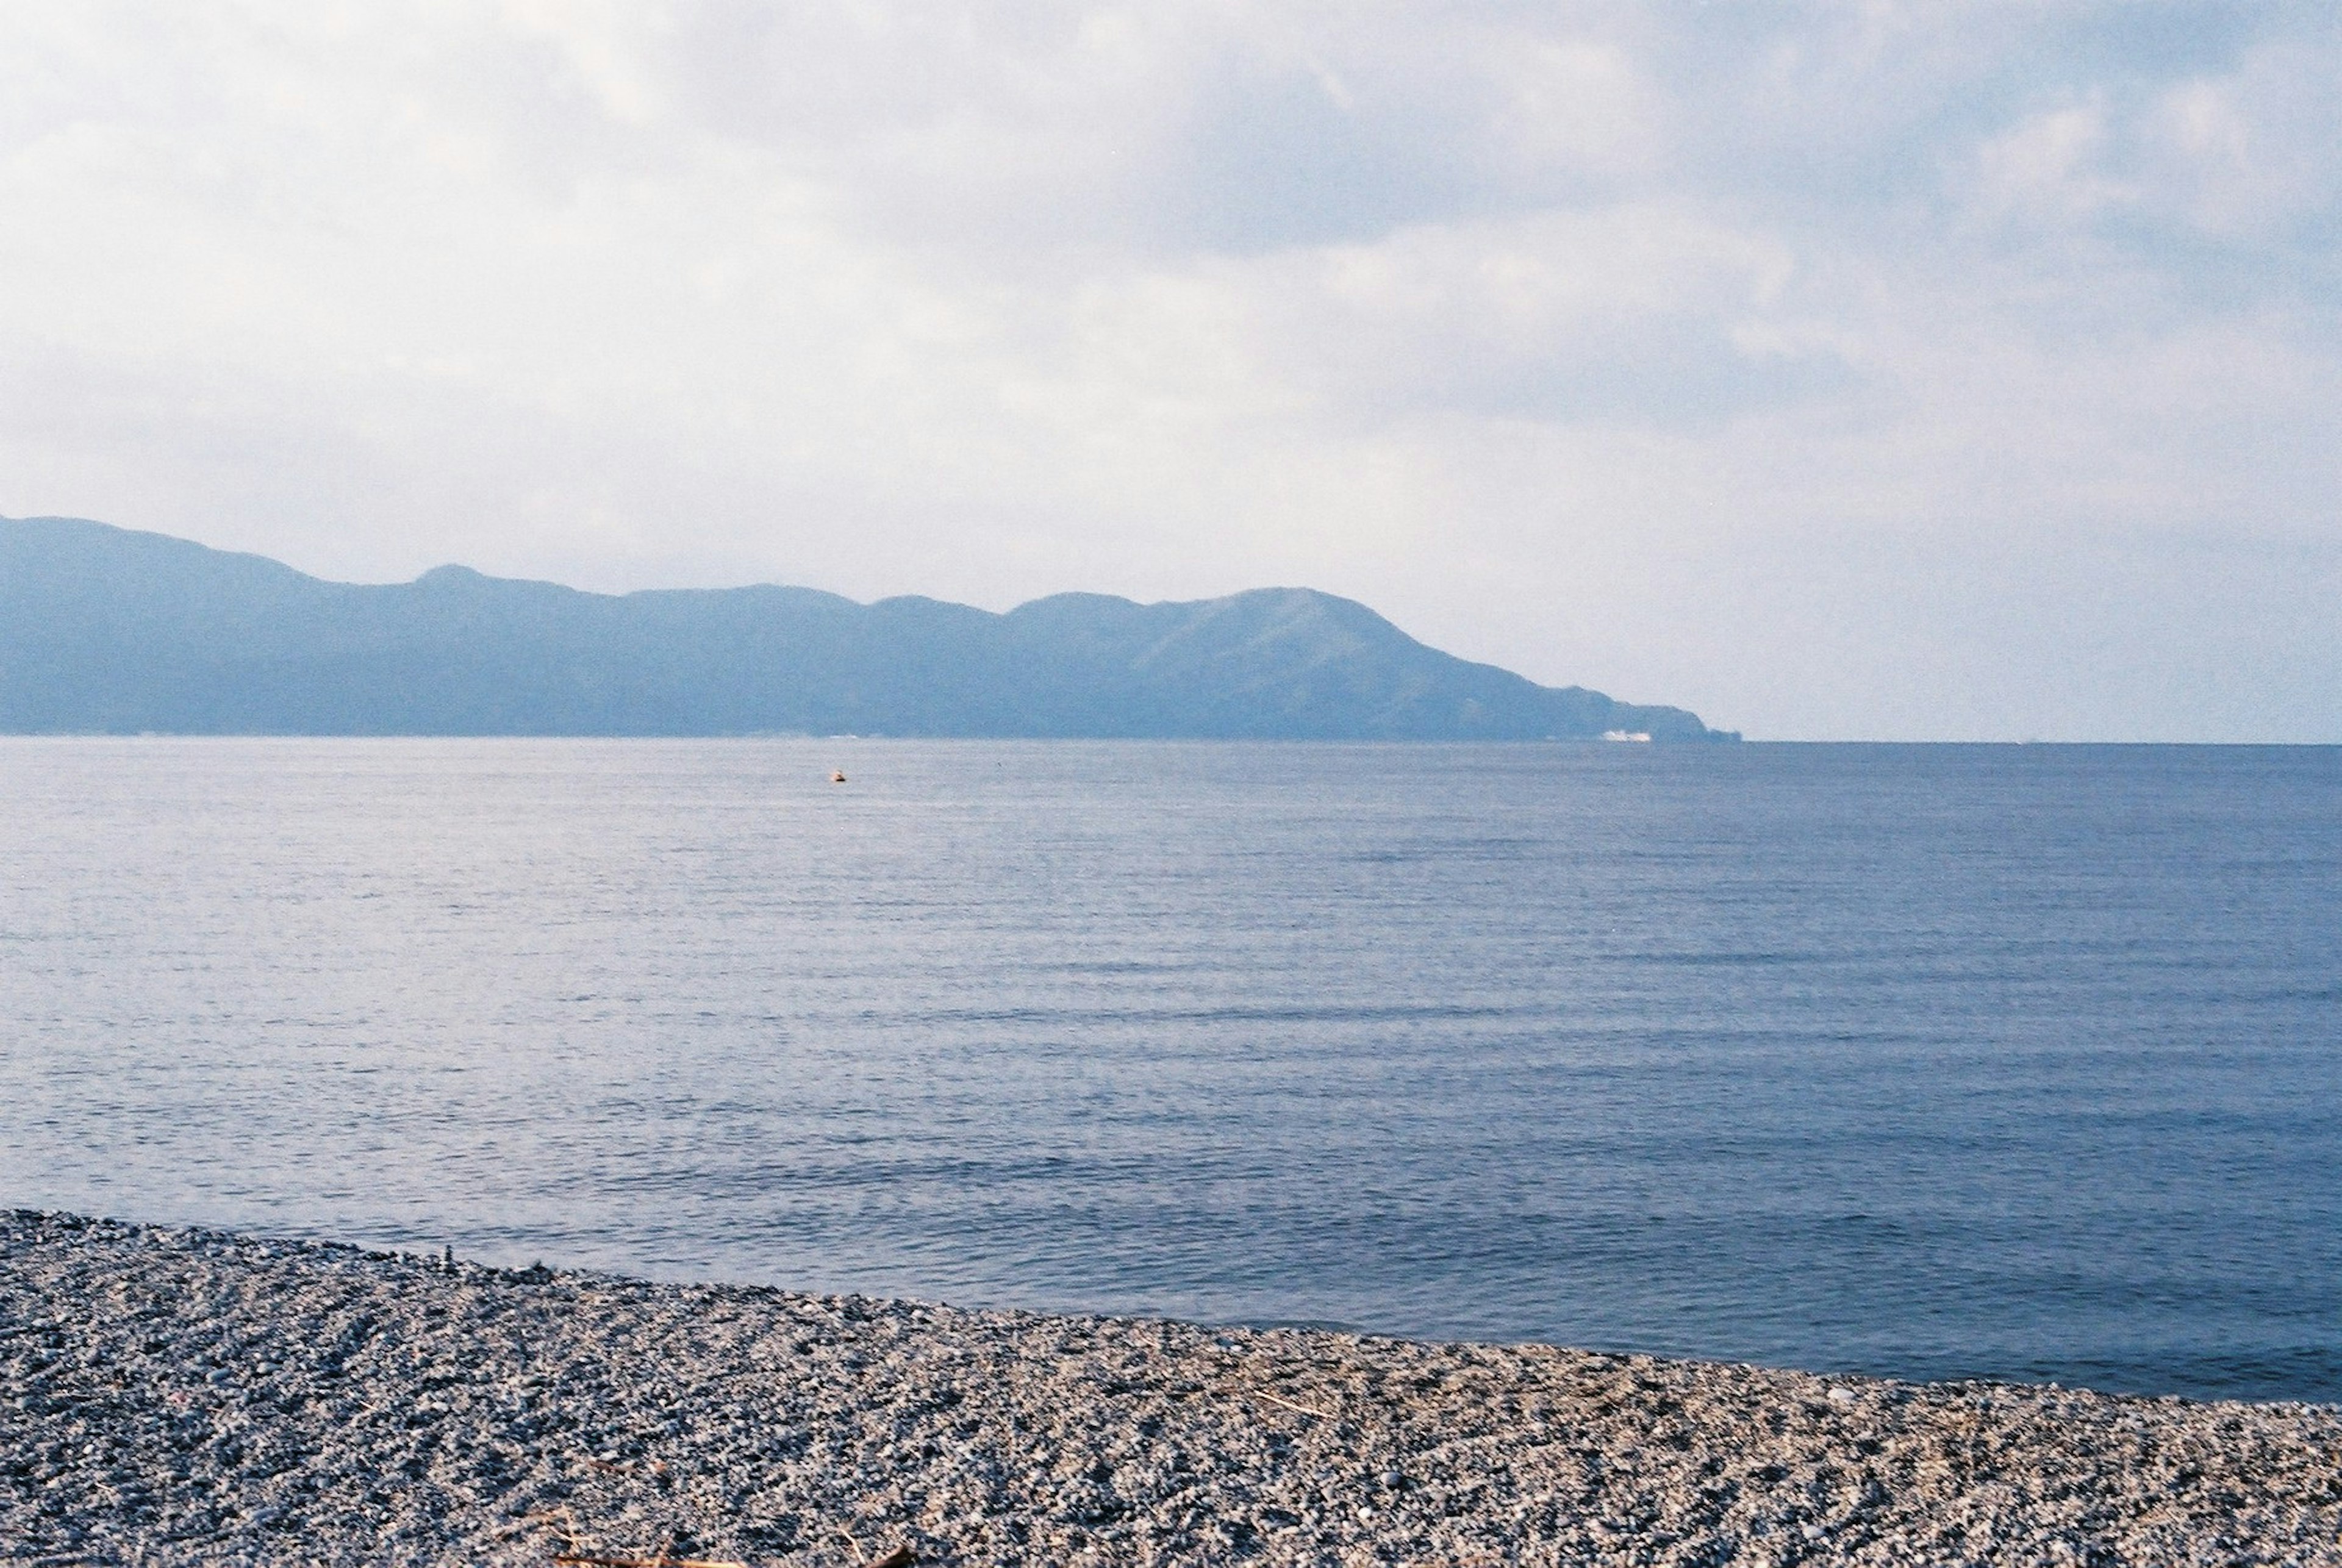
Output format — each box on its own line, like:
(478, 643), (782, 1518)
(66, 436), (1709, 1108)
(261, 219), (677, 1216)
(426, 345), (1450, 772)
(831, 770), (847, 784)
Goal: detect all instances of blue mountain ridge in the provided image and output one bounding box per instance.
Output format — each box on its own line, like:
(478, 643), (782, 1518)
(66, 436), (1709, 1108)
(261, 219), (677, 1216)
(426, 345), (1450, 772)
(0, 517), (1733, 740)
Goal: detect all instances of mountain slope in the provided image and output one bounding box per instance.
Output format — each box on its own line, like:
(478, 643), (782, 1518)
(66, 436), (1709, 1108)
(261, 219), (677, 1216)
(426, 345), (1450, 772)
(0, 517), (1731, 739)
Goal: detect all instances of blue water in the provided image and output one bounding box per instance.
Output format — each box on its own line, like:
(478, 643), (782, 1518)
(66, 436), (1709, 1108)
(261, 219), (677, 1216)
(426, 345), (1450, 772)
(1, 739), (2336, 1402)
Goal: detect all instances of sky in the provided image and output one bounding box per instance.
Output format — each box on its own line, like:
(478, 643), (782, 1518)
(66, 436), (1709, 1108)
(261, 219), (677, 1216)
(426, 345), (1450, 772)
(2, 2), (2337, 740)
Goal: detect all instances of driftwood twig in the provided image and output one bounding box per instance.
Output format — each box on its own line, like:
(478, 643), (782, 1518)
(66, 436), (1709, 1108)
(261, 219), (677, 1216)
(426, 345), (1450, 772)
(836, 1526), (917, 1568)
(1245, 1386), (1338, 1420)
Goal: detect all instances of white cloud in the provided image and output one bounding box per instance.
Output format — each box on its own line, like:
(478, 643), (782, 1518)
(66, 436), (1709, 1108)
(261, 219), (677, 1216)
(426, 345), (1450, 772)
(1483, 35), (1660, 181)
(2139, 46), (2342, 239)
(1970, 101), (2130, 222)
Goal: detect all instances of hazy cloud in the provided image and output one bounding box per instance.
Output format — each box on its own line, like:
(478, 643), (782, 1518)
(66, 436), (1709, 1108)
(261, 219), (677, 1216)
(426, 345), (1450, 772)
(1, 1), (2336, 737)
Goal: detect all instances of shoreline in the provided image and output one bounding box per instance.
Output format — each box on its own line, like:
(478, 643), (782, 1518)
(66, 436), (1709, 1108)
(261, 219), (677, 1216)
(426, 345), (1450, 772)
(5, 1210), (2338, 1566)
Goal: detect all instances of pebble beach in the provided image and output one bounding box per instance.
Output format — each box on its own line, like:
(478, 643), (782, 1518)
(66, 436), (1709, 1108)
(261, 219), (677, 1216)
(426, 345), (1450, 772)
(4, 1210), (2338, 1566)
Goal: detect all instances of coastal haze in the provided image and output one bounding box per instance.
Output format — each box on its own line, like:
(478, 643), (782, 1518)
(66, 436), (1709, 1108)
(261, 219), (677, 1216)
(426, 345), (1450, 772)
(4, 739), (2335, 1403)
(4, 5), (2340, 741)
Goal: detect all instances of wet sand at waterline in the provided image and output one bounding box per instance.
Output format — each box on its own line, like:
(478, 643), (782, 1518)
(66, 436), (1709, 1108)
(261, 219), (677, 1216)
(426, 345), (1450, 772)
(5, 1211), (2338, 1566)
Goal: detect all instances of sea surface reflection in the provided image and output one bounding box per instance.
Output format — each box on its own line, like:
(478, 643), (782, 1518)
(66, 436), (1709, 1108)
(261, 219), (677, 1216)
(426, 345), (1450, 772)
(2, 739), (2336, 1400)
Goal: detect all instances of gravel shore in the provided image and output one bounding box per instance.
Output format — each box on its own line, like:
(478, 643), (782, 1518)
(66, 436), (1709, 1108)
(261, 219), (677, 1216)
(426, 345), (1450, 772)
(5, 1210), (2338, 1566)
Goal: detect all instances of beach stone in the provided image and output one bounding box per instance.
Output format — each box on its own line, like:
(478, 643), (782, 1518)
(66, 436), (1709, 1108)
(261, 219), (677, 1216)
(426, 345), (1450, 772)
(2, 1208), (2338, 1566)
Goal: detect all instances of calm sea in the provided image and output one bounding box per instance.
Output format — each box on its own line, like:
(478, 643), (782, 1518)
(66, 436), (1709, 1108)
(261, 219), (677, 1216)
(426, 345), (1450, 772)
(2, 739), (2336, 1402)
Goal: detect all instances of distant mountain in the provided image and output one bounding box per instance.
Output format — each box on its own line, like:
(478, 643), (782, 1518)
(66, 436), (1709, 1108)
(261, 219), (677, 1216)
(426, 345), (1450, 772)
(0, 517), (1733, 740)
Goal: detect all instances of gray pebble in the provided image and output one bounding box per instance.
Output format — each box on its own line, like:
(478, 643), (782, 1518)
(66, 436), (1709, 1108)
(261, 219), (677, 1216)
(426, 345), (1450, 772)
(2, 1207), (2338, 1566)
